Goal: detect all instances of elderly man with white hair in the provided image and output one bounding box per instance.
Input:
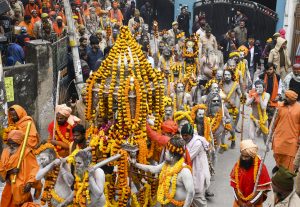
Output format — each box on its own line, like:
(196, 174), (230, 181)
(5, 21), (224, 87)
(230, 140), (272, 207)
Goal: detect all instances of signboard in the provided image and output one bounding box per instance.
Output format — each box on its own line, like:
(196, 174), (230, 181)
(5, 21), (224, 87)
(4, 77), (14, 102)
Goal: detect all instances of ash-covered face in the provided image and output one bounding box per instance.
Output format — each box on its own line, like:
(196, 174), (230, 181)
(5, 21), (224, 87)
(210, 83), (219, 94)
(158, 43), (165, 51)
(255, 84), (264, 95)
(165, 106), (173, 118)
(239, 51), (245, 59)
(216, 70), (223, 81)
(176, 83), (184, 93)
(163, 48), (171, 57)
(228, 60), (236, 70)
(37, 152), (52, 168)
(75, 156), (88, 176)
(224, 70), (232, 82)
(195, 109), (205, 123)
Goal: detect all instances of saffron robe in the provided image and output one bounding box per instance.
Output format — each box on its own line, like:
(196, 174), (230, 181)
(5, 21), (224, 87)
(8, 105), (40, 148)
(0, 147), (39, 207)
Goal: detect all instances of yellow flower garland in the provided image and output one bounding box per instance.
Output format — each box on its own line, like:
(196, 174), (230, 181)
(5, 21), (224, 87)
(250, 92), (268, 135)
(234, 156), (259, 201)
(157, 157), (190, 206)
(74, 171), (91, 206)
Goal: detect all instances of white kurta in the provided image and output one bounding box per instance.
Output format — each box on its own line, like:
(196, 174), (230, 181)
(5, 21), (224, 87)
(186, 135), (211, 194)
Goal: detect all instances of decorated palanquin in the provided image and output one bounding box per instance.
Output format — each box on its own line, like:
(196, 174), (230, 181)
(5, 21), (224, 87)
(84, 26), (164, 206)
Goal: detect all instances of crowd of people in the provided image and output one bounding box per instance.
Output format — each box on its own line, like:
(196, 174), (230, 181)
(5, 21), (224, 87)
(1, 0), (300, 207)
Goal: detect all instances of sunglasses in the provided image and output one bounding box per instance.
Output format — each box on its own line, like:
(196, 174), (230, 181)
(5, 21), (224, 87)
(212, 100), (220, 103)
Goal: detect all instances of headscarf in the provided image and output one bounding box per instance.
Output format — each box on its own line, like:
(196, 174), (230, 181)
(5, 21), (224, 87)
(8, 130), (25, 144)
(181, 123), (193, 135)
(272, 166), (295, 191)
(8, 105), (28, 125)
(285, 90), (298, 101)
(55, 104), (72, 118)
(161, 120), (178, 135)
(240, 139), (258, 158)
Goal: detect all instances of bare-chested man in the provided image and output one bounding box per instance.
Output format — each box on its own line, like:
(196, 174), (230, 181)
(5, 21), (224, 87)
(73, 150), (106, 207)
(35, 143), (74, 207)
(206, 93), (232, 154)
(221, 69), (242, 148)
(171, 82), (193, 111)
(246, 80), (270, 142)
(132, 136), (195, 207)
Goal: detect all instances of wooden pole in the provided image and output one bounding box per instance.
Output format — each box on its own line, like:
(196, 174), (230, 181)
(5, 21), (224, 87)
(12, 122), (32, 184)
(253, 108), (278, 192)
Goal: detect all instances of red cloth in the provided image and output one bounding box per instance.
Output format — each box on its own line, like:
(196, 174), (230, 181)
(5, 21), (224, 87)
(146, 124), (170, 146)
(47, 121), (74, 157)
(161, 120), (178, 134)
(230, 158), (271, 198)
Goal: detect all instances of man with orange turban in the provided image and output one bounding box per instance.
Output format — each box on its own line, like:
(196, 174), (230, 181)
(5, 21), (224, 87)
(0, 130), (40, 207)
(7, 105), (39, 148)
(47, 104), (80, 157)
(230, 140), (271, 207)
(272, 90), (300, 172)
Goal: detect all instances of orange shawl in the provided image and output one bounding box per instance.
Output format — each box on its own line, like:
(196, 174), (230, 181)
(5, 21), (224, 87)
(0, 147), (39, 206)
(8, 105), (39, 148)
(264, 74), (278, 107)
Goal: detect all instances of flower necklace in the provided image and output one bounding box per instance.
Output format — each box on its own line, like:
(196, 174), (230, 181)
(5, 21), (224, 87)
(41, 166), (60, 206)
(250, 92), (268, 134)
(55, 122), (72, 147)
(234, 155), (259, 201)
(157, 157), (190, 206)
(74, 171), (91, 206)
(210, 110), (223, 133)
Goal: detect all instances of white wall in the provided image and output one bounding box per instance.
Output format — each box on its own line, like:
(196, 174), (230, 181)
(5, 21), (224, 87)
(283, 0), (298, 53)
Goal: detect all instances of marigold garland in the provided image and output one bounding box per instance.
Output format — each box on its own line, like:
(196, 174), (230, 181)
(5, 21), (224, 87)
(2, 125), (18, 142)
(157, 158), (191, 206)
(250, 92), (268, 135)
(73, 171), (91, 206)
(234, 156), (259, 201)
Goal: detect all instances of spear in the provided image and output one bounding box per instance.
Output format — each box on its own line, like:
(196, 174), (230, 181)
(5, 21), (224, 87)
(12, 122), (32, 184)
(240, 95), (247, 141)
(253, 108), (279, 192)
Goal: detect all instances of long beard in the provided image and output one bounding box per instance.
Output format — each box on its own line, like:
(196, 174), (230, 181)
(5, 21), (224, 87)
(210, 105), (220, 114)
(239, 157), (254, 170)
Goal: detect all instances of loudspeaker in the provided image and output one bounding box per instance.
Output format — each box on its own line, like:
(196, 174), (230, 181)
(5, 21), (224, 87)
(0, 0), (10, 16)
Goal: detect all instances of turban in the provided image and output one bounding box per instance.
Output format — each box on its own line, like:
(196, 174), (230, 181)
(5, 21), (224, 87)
(8, 130), (25, 145)
(55, 104), (72, 118)
(285, 90), (298, 101)
(41, 13), (48, 18)
(272, 166), (296, 191)
(181, 123), (193, 135)
(292, 63), (300, 72)
(240, 139), (258, 158)
(229, 52), (240, 58)
(161, 120), (178, 135)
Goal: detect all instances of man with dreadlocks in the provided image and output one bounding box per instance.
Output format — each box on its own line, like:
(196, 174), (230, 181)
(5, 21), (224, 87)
(132, 136), (195, 207)
(221, 69), (242, 148)
(35, 142), (74, 207)
(206, 92), (232, 153)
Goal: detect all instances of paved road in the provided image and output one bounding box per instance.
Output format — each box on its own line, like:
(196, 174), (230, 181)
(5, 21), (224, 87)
(208, 105), (276, 207)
